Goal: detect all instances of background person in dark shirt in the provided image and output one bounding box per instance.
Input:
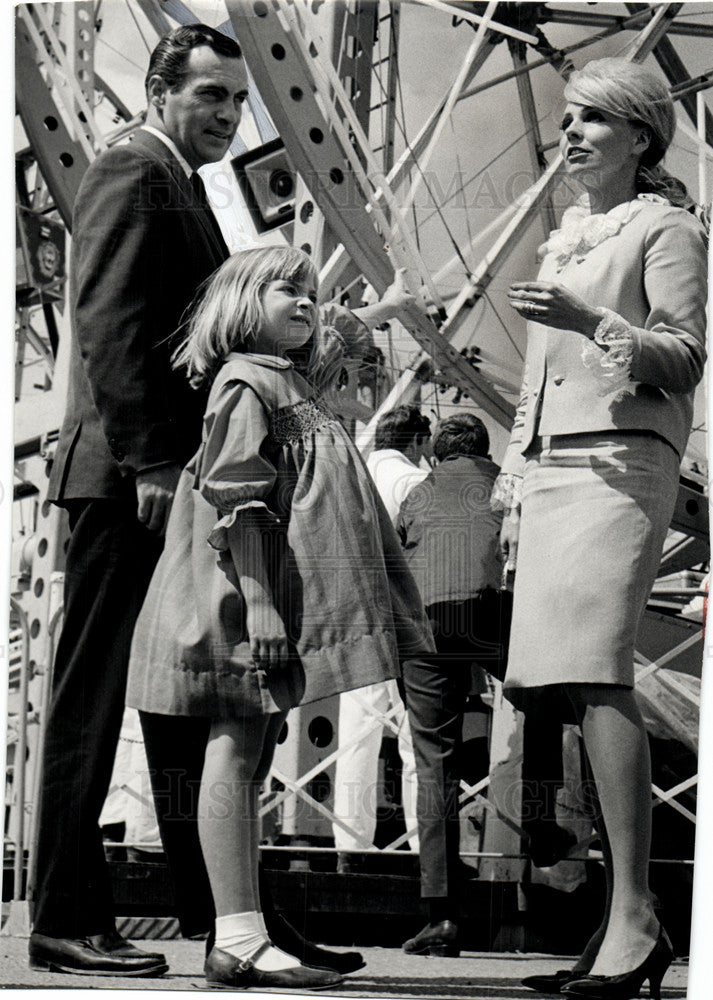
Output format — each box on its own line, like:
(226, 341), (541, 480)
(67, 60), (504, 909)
(397, 413), (511, 957)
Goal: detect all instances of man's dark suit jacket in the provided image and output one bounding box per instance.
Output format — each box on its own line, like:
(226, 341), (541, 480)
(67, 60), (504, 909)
(48, 129), (229, 503)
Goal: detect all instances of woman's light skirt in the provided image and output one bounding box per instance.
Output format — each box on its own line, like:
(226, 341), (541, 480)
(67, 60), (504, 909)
(504, 432), (680, 717)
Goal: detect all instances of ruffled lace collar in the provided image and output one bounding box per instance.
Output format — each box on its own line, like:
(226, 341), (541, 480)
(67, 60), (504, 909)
(538, 193), (668, 272)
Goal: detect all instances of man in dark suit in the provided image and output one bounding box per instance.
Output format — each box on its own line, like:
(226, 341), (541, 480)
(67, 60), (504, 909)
(27, 25), (247, 977)
(30, 23), (364, 979)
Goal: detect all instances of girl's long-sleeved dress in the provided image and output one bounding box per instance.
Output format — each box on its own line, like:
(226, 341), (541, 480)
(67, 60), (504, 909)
(496, 195), (707, 716)
(126, 353), (433, 718)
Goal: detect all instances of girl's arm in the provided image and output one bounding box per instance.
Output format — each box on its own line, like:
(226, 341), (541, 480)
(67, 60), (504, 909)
(198, 378), (286, 669)
(353, 268), (417, 329)
(227, 509), (288, 670)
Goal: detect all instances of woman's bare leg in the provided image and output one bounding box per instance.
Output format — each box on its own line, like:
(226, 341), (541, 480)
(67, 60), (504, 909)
(567, 685), (658, 976)
(570, 750), (612, 973)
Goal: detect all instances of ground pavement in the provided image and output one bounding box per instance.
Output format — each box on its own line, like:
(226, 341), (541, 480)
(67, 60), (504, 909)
(0, 937), (689, 998)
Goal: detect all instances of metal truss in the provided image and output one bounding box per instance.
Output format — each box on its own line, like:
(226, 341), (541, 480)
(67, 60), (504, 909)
(8, 0), (710, 891)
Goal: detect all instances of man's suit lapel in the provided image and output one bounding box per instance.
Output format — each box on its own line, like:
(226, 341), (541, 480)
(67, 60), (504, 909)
(130, 129), (229, 261)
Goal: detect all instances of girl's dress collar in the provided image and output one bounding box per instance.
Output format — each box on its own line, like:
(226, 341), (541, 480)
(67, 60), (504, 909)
(226, 351), (294, 370)
(539, 192), (669, 272)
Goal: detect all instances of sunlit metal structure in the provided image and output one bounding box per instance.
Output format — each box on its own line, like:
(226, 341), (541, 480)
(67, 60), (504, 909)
(7, 0), (711, 941)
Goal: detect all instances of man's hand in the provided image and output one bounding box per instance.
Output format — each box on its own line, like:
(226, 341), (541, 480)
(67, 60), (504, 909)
(136, 464), (181, 535)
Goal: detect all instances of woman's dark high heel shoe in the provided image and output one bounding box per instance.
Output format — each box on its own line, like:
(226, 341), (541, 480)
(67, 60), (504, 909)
(522, 968), (587, 993)
(562, 927), (673, 1000)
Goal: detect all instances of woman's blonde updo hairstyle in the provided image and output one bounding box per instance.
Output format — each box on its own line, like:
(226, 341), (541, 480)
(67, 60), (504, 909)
(564, 57), (690, 207)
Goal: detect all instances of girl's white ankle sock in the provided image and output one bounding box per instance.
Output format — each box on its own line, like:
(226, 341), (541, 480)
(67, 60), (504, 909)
(215, 911), (299, 971)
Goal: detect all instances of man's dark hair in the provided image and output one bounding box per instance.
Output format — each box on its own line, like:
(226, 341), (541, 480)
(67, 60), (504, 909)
(374, 405), (430, 454)
(145, 25), (242, 96)
(433, 413), (489, 462)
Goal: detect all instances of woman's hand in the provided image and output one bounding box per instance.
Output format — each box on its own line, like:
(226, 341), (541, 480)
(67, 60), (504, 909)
(246, 600), (289, 670)
(499, 510), (521, 583)
(508, 281), (602, 338)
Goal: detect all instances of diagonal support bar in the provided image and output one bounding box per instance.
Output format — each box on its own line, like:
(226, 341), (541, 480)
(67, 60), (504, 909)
(397, 1), (499, 222)
(227, 0), (513, 427)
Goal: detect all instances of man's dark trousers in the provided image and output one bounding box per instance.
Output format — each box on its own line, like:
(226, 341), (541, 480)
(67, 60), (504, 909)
(32, 500), (161, 936)
(31, 498), (214, 937)
(401, 590), (511, 900)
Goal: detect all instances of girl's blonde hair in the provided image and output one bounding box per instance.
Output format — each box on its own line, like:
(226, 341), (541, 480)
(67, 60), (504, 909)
(173, 245), (320, 387)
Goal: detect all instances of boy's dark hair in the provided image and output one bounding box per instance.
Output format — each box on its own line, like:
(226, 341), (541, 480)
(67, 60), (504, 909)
(374, 405), (430, 454)
(433, 413), (489, 462)
(145, 25), (242, 96)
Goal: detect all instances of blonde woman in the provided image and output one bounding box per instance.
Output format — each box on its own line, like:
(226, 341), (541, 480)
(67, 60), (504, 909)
(496, 58), (707, 1000)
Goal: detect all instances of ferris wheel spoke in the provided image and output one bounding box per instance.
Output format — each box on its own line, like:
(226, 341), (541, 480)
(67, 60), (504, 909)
(396, 0), (499, 223)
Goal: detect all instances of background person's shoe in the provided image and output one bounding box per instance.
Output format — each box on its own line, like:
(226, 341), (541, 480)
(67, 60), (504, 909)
(29, 930), (168, 976)
(204, 945), (343, 990)
(402, 919), (459, 957)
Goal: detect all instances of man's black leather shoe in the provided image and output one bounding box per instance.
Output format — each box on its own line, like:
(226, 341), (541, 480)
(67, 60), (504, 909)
(204, 945), (343, 990)
(402, 919), (459, 957)
(29, 930), (169, 976)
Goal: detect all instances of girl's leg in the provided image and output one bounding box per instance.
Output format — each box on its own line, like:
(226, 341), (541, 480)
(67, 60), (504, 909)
(567, 685), (659, 977)
(199, 715), (267, 915)
(199, 713), (299, 971)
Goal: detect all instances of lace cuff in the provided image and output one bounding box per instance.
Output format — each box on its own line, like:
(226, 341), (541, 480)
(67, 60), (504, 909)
(207, 500), (279, 552)
(581, 308), (636, 398)
(491, 473), (522, 512)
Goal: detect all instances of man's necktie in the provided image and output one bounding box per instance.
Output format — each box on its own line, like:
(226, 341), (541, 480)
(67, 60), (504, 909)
(190, 171), (211, 208)
(190, 171), (225, 251)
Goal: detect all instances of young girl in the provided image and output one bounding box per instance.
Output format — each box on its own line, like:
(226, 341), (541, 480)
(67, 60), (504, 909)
(126, 246), (433, 990)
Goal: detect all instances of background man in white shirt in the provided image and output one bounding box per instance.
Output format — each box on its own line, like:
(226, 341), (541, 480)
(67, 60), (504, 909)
(332, 405), (431, 870)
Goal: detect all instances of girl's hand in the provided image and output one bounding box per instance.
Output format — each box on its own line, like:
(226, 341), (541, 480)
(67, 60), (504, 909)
(380, 268), (417, 318)
(355, 268), (419, 330)
(246, 601), (289, 670)
(508, 281), (602, 338)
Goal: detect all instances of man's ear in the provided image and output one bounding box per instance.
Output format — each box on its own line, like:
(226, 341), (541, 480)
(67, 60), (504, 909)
(147, 75), (167, 111)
